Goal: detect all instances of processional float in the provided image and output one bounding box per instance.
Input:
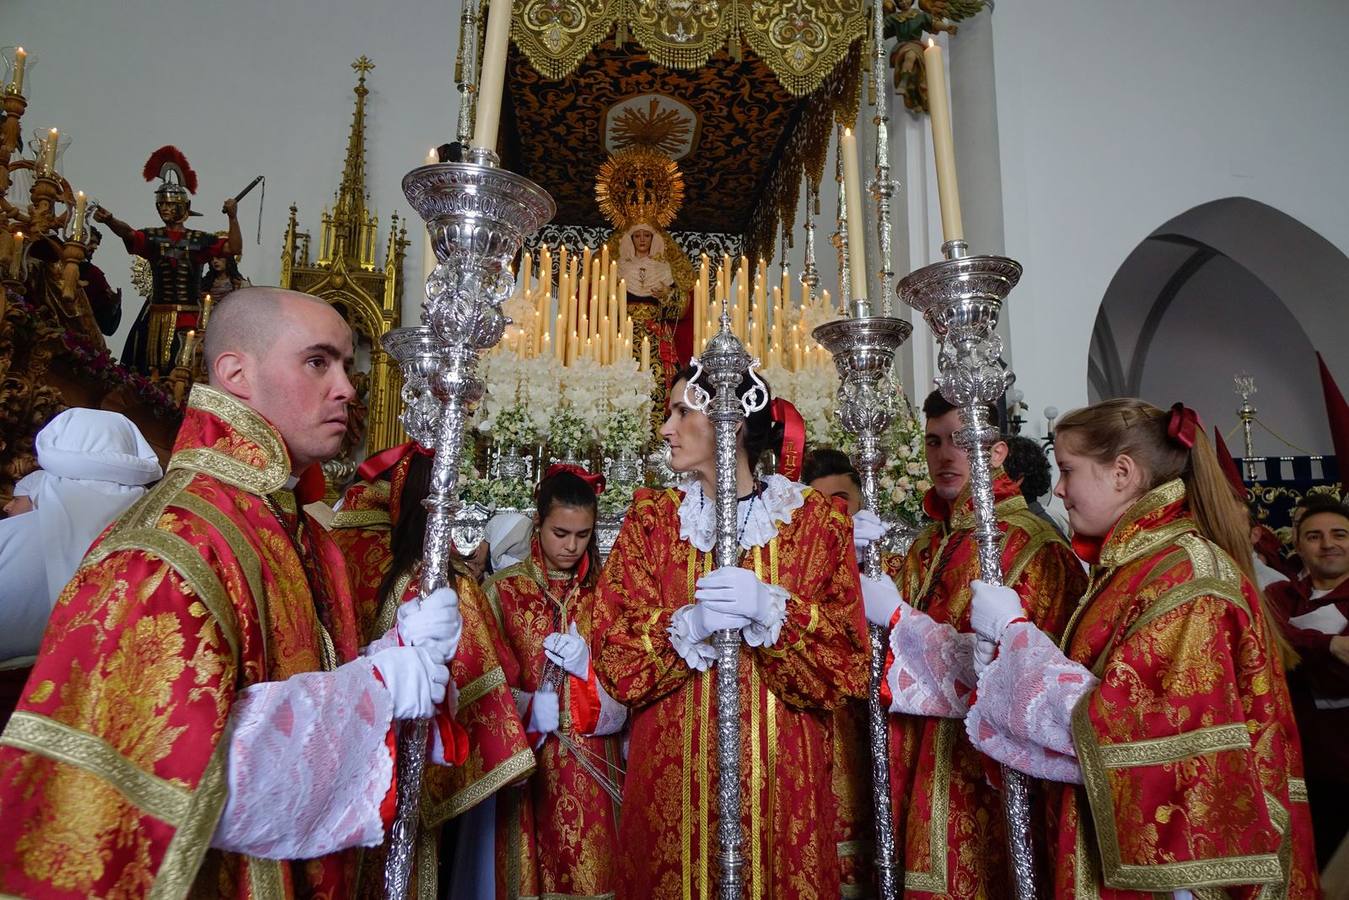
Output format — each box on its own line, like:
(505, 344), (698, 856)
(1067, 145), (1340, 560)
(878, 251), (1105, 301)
(378, 0), (556, 893)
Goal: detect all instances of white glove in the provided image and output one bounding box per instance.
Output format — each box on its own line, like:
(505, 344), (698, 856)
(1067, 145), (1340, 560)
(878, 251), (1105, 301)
(682, 602), (754, 643)
(396, 585), (463, 663)
(973, 637), (997, 675)
(861, 575), (906, 628)
(369, 646), (449, 719)
(969, 580), (1025, 643)
(543, 622), (590, 679)
(853, 509), (887, 562)
(694, 566), (780, 628)
(527, 687), (560, 736)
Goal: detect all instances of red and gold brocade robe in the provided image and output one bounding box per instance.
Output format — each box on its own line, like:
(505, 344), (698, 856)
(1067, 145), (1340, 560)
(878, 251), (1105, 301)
(1045, 480), (1317, 898)
(593, 485), (870, 899)
(889, 475), (1086, 899)
(483, 541), (624, 899)
(0, 385), (372, 899)
(331, 455), (536, 898)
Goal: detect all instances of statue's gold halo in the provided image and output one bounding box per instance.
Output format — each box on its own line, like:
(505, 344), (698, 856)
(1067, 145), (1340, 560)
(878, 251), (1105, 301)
(595, 148), (684, 230)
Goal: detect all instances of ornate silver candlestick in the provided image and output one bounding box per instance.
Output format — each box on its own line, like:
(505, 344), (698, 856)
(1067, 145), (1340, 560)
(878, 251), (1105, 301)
(383, 325), (446, 448)
(813, 314), (913, 900)
(897, 242), (1041, 900)
(1235, 373), (1258, 481)
(383, 149), (554, 898)
(683, 311), (767, 900)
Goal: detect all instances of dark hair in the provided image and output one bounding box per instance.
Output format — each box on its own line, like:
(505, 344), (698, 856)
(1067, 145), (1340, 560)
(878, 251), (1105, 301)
(1002, 435), (1052, 501)
(673, 364), (784, 471)
(201, 255), (245, 292)
(1295, 493), (1349, 535)
(922, 388), (999, 427)
(801, 447), (860, 488)
(376, 452), (469, 608)
(536, 469), (601, 587)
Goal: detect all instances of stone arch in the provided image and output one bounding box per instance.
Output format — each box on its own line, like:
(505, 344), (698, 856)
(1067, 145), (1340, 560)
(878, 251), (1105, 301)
(1088, 197), (1349, 455)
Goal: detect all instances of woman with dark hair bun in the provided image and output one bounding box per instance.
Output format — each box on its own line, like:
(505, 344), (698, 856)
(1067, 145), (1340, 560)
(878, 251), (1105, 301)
(591, 363), (869, 895)
(481, 463), (626, 898)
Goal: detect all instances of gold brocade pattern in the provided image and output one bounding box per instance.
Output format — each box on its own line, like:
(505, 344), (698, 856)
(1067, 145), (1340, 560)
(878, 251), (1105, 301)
(890, 476), (1086, 899)
(512, 0), (863, 97)
(594, 486), (868, 897)
(1050, 480), (1319, 898)
(0, 394), (364, 899)
(168, 385), (291, 497)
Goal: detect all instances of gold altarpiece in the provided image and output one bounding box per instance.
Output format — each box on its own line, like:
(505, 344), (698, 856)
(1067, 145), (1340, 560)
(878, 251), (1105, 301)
(280, 57), (410, 476)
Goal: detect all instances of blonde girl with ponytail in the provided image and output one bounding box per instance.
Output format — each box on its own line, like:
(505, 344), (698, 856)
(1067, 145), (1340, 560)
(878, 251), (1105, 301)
(963, 398), (1318, 898)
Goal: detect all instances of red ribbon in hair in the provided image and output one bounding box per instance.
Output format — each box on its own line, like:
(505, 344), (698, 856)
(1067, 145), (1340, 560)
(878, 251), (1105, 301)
(543, 463), (606, 496)
(356, 440), (433, 482)
(771, 398), (806, 481)
(1166, 403), (1201, 449)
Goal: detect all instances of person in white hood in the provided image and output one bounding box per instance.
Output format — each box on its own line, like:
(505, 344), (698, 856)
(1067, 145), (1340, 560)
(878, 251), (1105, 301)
(0, 408), (163, 660)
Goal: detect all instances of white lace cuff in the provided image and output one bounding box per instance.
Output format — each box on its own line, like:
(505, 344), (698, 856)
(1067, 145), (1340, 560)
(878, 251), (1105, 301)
(364, 625), (398, 655)
(885, 609), (976, 718)
(211, 658), (394, 858)
(741, 584), (789, 648)
(669, 605), (717, 671)
(965, 620), (1097, 784)
(590, 677), (628, 736)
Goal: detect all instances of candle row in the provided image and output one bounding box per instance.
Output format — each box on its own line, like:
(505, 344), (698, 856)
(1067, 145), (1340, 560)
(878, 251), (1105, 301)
(500, 243), (648, 370)
(498, 245), (838, 375)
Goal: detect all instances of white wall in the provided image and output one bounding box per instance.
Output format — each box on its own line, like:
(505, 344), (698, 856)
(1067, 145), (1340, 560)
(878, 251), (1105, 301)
(1136, 254), (1332, 457)
(985, 0), (1349, 439)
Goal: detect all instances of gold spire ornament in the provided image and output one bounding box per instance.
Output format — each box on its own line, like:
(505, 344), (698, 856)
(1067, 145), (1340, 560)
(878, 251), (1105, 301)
(594, 147), (684, 230)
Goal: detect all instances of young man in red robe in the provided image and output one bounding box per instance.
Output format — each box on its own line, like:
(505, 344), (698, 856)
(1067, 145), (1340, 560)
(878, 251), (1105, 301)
(862, 390), (1087, 898)
(0, 288), (464, 898)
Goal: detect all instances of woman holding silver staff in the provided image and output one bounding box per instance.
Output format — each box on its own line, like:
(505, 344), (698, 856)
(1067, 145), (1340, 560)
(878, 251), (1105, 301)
(483, 464), (626, 898)
(591, 364), (869, 897)
(964, 399), (1319, 898)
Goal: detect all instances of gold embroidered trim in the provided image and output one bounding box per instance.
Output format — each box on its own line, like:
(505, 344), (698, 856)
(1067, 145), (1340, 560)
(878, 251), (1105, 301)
(1071, 695), (1284, 890)
(416, 822), (439, 900)
(174, 491), (270, 672)
(423, 746), (532, 822)
(1097, 723), (1251, 769)
(460, 667), (508, 709)
(330, 508), (392, 529)
(836, 839), (871, 858)
(374, 569), (414, 639)
(171, 385), (291, 496)
(149, 730), (232, 899)
(1288, 778), (1308, 804)
(681, 665), (695, 900)
(1, 711), (193, 825)
(87, 529), (242, 670)
(904, 718), (954, 893)
(245, 857), (285, 900)
(1097, 479), (1188, 568)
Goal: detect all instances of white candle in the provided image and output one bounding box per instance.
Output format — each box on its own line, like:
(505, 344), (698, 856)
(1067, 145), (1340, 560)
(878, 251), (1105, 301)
(73, 191), (86, 242)
(923, 39), (964, 243)
(472, 0), (513, 151)
(40, 128), (58, 174)
(841, 128), (869, 300)
(11, 47), (27, 95)
(420, 149), (438, 285)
